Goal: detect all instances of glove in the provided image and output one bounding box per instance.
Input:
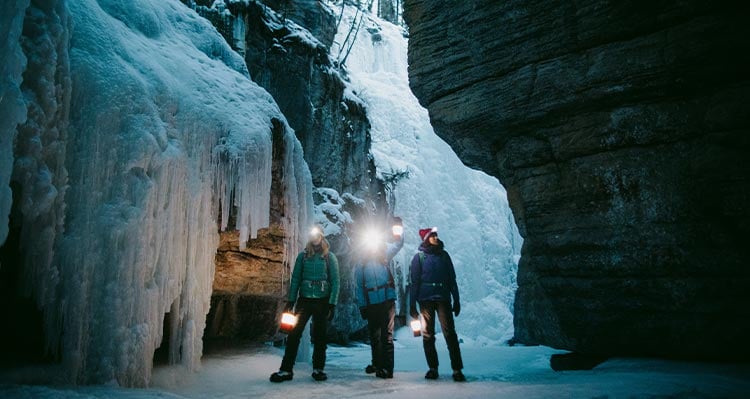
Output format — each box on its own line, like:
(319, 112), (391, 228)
(359, 307), (368, 320)
(328, 304), (336, 321)
(284, 301), (295, 313)
(410, 303), (419, 320)
(453, 301), (461, 317)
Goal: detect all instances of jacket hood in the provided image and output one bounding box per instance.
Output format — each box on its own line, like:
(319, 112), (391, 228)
(419, 239), (444, 254)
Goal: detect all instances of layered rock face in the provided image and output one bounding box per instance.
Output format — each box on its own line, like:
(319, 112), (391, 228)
(205, 227), (287, 342)
(404, 0), (750, 359)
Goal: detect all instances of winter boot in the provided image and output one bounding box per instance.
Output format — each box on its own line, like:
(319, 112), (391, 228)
(312, 369), (328, 381)
(376, 369), (393, 379)
(269, 370), (293, 383)
(365, 364), (376, 374)
(452, 370), (466, 382)
(424, 368), (439, 379)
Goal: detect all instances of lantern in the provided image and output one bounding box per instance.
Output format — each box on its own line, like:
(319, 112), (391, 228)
(279, 312), (298, 334)
(410, 319), (422, 337)
(392, 225), (403, 236)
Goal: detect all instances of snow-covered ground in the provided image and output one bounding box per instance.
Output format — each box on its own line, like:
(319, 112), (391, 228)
(2, 328), (749, 398)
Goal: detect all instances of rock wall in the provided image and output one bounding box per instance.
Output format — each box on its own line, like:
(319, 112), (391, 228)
(240, 1), (374, 195)
(205, 227), (287, 342)
(403, 0), (750, 360)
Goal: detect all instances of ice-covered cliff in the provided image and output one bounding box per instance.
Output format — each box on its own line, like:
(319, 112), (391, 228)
(1, 0), (312, 386)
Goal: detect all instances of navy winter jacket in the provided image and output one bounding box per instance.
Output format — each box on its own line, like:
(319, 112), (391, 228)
(409, 240), (459, 307)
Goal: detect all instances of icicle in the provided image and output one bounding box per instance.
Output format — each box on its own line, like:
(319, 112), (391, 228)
(235, 141), (272, 249)
(281, 129), (314, 282)
(232, 13), (247, 58)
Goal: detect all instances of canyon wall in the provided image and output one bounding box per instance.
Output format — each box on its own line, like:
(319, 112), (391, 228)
(403, 0), (750, 360)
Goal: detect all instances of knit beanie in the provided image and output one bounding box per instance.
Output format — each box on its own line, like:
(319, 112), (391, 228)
(418, 227), (438, 242)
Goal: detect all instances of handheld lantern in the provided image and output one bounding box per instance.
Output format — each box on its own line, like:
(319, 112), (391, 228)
(279, 312), (298, 334)
(392, 225), (403, 236)
(410, 319), (422, 337)
(392, 216), (403, 236)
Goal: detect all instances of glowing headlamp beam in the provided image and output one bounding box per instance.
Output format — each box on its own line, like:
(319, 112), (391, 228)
(363, 229), (382, 252)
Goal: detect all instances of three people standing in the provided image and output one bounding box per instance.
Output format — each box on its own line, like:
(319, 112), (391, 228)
(271, 223), (465, 382)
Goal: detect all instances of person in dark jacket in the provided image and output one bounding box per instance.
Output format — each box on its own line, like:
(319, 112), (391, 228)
(354, 223), (404, 379)
(409, 227), (466, 382)
(270, 226), (340, 383)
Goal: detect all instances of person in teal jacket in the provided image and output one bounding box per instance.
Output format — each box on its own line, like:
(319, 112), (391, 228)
(354, 222), (404, 379)
(270, 226), (340, 383)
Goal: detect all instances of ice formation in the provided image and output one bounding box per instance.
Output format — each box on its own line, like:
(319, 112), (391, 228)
(0, 0), (30, 246)
(3, 0), (312, 386)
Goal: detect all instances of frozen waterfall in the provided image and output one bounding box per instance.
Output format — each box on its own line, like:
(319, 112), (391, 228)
(331, 2), (523, 344)
(2, 0), (312, 386)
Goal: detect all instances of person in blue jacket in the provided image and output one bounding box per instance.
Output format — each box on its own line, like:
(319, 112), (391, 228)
(410, 227), (466, 382)
(270, 225), (340, 383)
(354, 221), (404, 379)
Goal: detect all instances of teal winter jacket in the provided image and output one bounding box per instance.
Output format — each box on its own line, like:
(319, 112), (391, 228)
(288, 251), (340, 305)
(354, 235), (404, 308)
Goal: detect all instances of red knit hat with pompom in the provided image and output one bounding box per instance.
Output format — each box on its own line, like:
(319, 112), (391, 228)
(418, 227), (438, 242)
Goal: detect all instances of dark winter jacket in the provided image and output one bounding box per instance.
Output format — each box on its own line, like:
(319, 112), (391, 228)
(409, 240), (459, 307)
(354, 235), (404, 308)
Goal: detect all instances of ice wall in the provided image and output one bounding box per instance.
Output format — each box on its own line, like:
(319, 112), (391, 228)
(332, 4), (523, 343)
(5, 0), (311, 386)
(0, 0), (30, 247)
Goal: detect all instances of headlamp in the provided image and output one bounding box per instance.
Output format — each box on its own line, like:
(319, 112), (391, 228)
(309, 226), (322, 238)
(363, 229), (382, 252)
